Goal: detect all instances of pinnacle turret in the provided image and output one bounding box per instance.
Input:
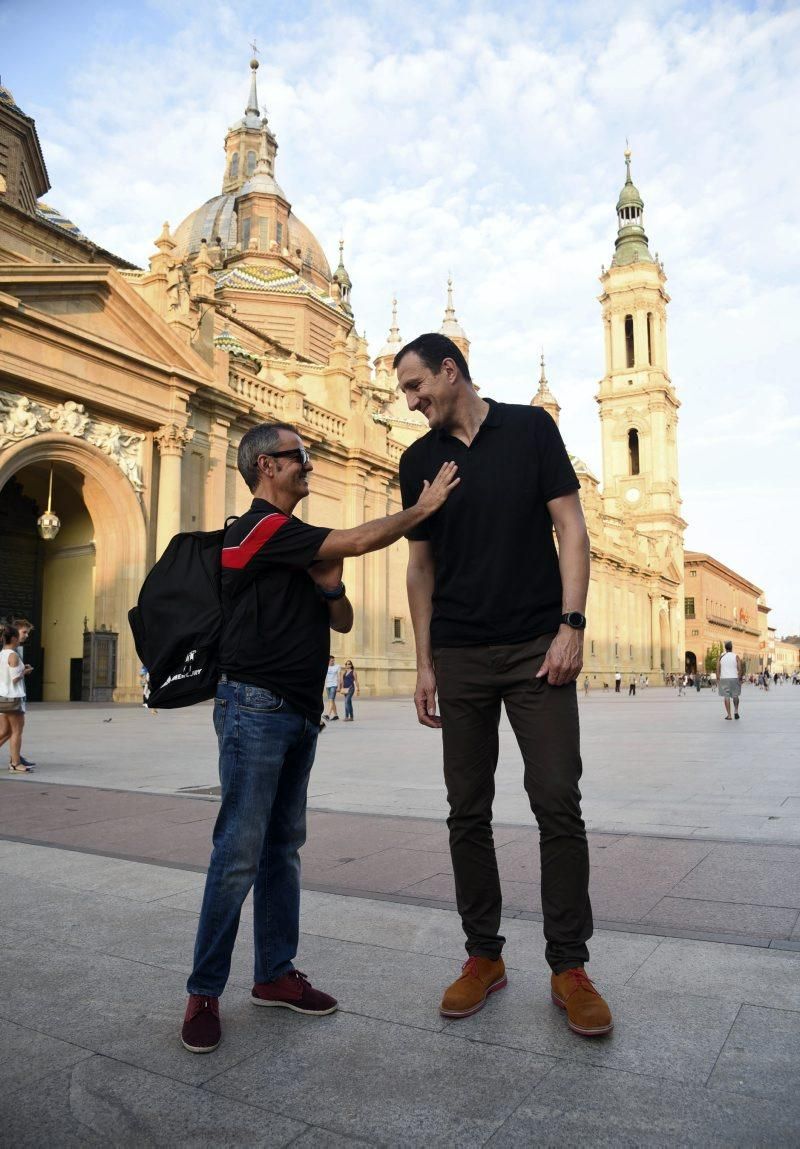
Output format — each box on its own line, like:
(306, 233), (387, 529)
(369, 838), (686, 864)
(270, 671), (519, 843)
(332, 238), (353, 315)
(530, 352), (561, 425)
(611, 146), (653, 267)
(439, 275), (470, 359)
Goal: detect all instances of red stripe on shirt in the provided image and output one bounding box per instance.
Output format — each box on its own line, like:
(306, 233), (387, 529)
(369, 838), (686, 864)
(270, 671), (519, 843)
(221, 513), (289, 570)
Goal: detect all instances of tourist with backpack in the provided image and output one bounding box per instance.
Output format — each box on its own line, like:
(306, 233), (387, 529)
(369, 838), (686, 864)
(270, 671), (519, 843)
(180, 421), (458, 1054)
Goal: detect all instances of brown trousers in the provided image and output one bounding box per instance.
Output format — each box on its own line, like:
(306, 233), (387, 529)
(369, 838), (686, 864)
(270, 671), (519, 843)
(433, 634), (592, 973)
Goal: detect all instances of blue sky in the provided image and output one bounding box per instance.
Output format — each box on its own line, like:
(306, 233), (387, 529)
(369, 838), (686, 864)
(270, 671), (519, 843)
(3, 0), (799, 633)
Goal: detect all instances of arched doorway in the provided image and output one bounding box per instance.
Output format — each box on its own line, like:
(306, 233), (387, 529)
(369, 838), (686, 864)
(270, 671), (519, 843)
(0, 434), (147, 702)
(685, 650), (697, 675)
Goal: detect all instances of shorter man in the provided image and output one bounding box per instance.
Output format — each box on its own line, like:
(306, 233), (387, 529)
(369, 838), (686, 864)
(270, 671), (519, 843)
(181, 421), (458, 1054)
(614, 670), (621, 693)
(717, 640), (743, 721)
(323, 656), (341, 721)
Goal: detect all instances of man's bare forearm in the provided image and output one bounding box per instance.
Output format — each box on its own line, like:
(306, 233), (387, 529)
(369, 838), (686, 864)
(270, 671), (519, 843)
(317, 504), (433, 561)
(407, 563), (435, 670)
(556, 523), (590, 615)
(328, 595), (354, 634)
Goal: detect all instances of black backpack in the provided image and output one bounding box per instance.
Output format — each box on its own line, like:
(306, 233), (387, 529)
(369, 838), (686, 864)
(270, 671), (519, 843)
(128, 521), (235, 708)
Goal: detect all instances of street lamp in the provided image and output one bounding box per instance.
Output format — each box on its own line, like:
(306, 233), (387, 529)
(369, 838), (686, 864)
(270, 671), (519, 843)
(37, 466), (60, 540)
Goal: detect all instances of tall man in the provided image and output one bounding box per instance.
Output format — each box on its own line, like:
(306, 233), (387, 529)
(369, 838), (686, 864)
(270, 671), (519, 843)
(181, 421), (458, 1053)
(397, 334), (612, 1037)
(717, 640), (743, 720)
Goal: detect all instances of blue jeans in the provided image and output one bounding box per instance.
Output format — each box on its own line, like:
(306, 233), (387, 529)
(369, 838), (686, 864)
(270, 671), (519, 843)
(344, 687), (355, 719)
(187, 678), (319, 997)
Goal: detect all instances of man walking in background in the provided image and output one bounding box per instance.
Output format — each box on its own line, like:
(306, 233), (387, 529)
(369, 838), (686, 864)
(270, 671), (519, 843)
(717, 640), (743, 721)
(397, 333), (612, 1038)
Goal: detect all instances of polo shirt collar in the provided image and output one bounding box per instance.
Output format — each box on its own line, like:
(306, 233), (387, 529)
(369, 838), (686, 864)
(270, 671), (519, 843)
(436, 397), (502, 440)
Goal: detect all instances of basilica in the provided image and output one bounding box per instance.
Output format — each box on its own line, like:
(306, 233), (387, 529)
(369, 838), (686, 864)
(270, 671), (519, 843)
(0, 60), (689, 702)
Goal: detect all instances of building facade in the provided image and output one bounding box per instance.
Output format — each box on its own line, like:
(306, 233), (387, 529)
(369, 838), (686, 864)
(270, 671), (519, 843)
(683, 551), (767, 674)
(1, 66), (690, 702)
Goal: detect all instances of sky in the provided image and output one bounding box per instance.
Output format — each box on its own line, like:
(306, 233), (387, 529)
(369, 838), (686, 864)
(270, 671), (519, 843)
(2, 0), (799, 634)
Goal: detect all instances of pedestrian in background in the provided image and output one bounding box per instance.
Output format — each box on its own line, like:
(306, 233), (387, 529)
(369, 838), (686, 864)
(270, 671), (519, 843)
(0, 625), (31, 771)
(341, 660), (359, 721)
(717, 641), (743, 721)
(10, 618), (35, 768)
(323, 656), (341, 721)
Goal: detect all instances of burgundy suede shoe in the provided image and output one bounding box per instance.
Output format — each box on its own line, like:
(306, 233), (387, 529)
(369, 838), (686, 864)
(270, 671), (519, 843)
(252, 970), (337, 1016)
(181, 994), (221, 1053)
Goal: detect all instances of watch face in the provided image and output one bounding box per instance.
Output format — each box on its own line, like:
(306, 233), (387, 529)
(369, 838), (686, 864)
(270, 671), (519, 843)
(565, 612), (586, 628)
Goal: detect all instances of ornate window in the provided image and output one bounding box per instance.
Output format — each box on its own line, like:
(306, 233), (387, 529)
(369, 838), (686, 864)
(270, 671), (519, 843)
(685, 597), (695, 619)
(229, 153), (239, 180)
(647, 312), (654, 365)
(628, 428), (640, 476)
(246, 150), (257, 176)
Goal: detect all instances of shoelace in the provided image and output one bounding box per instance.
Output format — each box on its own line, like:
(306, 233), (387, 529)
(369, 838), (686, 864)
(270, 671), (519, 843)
(460, 957), (482, 979)
(188, 994), (219, 1019)
(562, 968), (599, 998)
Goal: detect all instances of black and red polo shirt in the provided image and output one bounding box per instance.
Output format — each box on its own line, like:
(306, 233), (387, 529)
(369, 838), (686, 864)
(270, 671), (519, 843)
(218, 499), (331, 721)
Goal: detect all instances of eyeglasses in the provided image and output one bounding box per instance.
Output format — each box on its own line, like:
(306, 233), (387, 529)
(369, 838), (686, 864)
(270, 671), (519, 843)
(261, 447), (312, 466)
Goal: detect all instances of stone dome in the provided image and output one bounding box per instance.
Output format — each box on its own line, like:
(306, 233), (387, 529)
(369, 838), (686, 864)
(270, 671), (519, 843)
(172, 193), (331, 280)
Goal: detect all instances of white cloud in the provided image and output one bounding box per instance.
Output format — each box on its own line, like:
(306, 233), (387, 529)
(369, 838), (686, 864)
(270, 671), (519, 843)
(6, 0), (800, 629)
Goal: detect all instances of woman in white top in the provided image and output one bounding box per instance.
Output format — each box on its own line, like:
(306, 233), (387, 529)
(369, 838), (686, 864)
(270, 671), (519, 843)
(0, 624), (31, 770)
(716, 641), (742, 721)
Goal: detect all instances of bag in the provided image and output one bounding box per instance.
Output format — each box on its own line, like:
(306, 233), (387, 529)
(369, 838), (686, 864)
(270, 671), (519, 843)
(128, 521), (235, 709)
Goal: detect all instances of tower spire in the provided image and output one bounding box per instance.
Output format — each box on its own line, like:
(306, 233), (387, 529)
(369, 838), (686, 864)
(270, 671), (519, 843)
(612, 144), (652, 267)
(439, 274), (470, 360)
(332, 237), (353, 316)
(531, 350), (561, 425)
(246, 48), (260, 117)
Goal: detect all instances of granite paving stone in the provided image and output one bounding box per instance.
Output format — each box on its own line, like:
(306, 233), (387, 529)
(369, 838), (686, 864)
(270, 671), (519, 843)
(287, 931), (454, 1030)
(308, 846), (449, 894)
(0, 1056), (304, 1148)
(641, 896), (799, 939)
(0, 1018), (94, 1094)
(486, 1060), (799, 1148)
(707, 1003), (800, 1102)
(206, 1010), (555, 1147)
(628, 936), (800, 1009)
(668, 843), (800, 908)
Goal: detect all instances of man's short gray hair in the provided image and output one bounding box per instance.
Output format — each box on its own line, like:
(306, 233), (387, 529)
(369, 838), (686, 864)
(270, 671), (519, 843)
(237, 422), (298, 492)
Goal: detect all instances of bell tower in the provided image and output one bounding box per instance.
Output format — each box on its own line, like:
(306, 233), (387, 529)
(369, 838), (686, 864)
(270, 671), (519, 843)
(596, 149), (684, 556)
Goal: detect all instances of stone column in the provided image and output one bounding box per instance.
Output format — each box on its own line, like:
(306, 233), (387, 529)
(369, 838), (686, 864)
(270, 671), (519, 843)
(154, 423), (194, 557)
(649, 592), (661, 674)
(206, 418), (230, 528)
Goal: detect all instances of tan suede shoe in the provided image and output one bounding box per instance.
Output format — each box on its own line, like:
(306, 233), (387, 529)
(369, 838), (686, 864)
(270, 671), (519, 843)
(551, 967), (613, 1036)
(440, 956), (507, 1019)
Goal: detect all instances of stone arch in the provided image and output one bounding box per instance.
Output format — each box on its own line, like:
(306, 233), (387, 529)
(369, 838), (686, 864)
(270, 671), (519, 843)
(0, 433), (148, 702)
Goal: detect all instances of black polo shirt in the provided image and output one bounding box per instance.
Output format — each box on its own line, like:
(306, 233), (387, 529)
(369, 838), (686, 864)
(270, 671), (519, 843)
(218, 499), (332, 721)
(399, 399), (579, 647)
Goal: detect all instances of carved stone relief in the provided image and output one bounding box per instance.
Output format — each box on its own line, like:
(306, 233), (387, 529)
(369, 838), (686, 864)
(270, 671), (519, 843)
(0, 391), (146, 494)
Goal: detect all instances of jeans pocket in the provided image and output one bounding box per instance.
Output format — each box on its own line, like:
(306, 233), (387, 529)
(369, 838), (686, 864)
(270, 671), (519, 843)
(212, 698), (227, 739)
(241, 685), (284, 713)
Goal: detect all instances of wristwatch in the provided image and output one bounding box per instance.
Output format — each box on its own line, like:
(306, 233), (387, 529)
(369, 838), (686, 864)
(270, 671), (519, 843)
(319, 581), (346, 601)
(561, 611), (587, 630)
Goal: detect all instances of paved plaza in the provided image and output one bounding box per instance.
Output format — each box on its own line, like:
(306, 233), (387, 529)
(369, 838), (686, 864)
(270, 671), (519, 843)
(1, 685), (799, 1145)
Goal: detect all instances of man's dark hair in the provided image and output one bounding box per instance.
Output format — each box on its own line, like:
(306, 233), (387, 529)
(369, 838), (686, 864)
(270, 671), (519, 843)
(393, 333), (471, 383)
(724, 640), (733, 651)
(237, 421), (299, 492)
